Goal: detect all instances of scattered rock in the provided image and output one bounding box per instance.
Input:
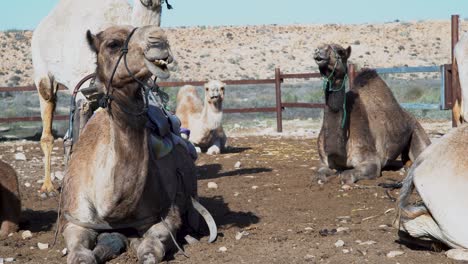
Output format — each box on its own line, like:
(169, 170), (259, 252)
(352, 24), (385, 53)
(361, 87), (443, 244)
(14, 153), (26, 161)
(335, 240), (345, 247)
(218, 246), (227, 252)
(234, 192), (240, 197)
(341, 184), (352, 191)
(62, 248), (68, 256)
(358, 240), (376, 246)
(386, 250), (404, 258)
(16, 146), (23, 152)
(446, 249), (468, 261)
(24, 182), (31, 188)
(304, 254), (315, 261)
(207, 182), (218, 189)
(251, 185), (258, 190)
(342, 249), (350, 254)
(4, 257), (15, 262)
(53, 171), (65, 181)
(234, 161), (242, 169)
(336, 227), (349, 233)
(319, 228), (337, 236)
(22, 230), (32, 240)
(37, 242), (49, 250)
(235, 231), (249, 240)
(304, 227), (313, 231)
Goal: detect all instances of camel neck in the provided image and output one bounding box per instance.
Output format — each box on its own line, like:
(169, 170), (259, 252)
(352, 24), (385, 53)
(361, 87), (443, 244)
(201, 101), (223, 129)
(131, 0), (162, 26)
(107, 85), (148, 131)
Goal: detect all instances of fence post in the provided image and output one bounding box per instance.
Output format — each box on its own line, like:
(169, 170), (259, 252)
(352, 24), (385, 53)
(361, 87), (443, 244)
(275, 67), (283, 132)
(348, 63), (356, 89)
(451, 14), (461, 127)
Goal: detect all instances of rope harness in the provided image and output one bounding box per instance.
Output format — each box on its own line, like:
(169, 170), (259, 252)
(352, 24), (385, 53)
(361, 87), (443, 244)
(321, 46), (348, 128)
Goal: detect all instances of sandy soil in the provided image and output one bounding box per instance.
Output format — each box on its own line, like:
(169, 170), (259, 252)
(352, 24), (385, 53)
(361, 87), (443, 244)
(0, 134), (459, 264)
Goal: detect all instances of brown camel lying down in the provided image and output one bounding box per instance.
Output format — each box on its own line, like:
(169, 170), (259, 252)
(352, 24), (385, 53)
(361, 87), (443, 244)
(0, 160), (21, 239)
(314, 44), (430, 184)
(62, 25), (216, 264)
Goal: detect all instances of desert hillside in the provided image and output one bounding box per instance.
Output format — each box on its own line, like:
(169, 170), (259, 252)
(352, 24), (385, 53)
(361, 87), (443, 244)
(0, 20), (467, 87)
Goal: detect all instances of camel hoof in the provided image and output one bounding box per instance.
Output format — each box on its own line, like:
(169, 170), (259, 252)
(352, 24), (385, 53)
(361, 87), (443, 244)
(68, 250), (97, 264)
(339, 172), (356, 185)
(139, 253), (157, 264)
(39, 183), (57, 195)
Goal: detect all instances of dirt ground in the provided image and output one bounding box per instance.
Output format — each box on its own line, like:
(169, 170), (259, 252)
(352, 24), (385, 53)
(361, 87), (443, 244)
(0, 135), (458, 264)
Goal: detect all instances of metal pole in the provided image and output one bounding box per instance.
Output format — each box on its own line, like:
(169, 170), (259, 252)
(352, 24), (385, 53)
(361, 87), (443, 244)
(451, 14), (461, 127)
(275, 67), (283, 132)
(348, 64), (356, 89)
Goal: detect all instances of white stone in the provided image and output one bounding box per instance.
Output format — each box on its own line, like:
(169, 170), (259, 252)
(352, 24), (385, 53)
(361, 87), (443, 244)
(251, 185), (258, 190)
(207, 182), (218, 189)
(336, 227), (349, 232)
(37, 242), (49, 250)
(62, 248), (68, 256)
(446, 249), (468, 261)
(335, 240), (345, 247)
(16, 146), (23, 152)
(4, 257), (15, 262)
(358, 240), (376, 246)
(235, 231), (249, 240)
(24, 182), (31, 188)
(386, 250), (404, 258)
(234, 192), (240, 197)
(22, 230), (32, 240)
(234, 161), (242, 169)
(341, 184), (352, 191)
(52, 171), (65, 181)
(342, 249), (350, 254)
(14, 153), (26, 161)
(218, 246), (227, 252)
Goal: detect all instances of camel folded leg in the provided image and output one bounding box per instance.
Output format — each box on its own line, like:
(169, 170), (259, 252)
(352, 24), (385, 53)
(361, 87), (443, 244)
(63, 223), (98, 264)
(37, 76), (58, 194)
(339, 161), (380, 184)
(206, 138), (222, 155)
(136, 206), (182, 264)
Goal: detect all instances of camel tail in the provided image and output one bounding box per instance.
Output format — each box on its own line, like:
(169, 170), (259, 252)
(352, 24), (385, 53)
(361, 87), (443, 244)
(398, 166), (416, 209)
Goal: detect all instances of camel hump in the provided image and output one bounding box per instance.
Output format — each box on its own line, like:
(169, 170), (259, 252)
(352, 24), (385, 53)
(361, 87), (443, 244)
(353, 68), (379, 88)
(177, 85), (198, 99)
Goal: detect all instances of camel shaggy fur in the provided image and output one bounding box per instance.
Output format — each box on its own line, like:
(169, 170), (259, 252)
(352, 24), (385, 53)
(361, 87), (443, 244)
(0, 160), (21, 239)
(62, 25), (215, 264)
(32, 0), (168, 194)
(314, 44), (430, 184)
(176, 80), (227, 155)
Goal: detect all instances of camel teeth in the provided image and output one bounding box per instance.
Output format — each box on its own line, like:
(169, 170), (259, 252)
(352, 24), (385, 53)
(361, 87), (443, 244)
(154, 59), (168, 66)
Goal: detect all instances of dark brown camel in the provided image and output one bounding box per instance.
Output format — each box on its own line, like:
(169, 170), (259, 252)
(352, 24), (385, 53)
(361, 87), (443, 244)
(62, 25), (216, 264)
(0, 160), (21, 239)
(314, 44), (430, 184)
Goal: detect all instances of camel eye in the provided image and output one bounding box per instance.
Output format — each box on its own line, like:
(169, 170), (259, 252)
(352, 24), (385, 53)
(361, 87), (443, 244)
(205, 87), (209, 91)
(107, 40), (122, 50)
(220, 87), (225, 91)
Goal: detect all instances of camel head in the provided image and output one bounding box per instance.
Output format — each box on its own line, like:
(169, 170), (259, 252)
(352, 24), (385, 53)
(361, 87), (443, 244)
(86, 25), (173, 89)
(139, 0), (163, 11)
(314, 44), (351, 79)
(204, 80), (225, 109)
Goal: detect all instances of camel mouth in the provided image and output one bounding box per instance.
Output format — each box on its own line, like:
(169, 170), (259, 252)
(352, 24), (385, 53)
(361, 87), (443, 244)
(314, 55), (329, 66)
(144, 58), (170, 79)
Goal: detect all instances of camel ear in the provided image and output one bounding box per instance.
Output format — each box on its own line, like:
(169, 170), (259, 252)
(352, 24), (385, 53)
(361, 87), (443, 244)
(86, 30), (99, 53)
(345, 46), (352, 59)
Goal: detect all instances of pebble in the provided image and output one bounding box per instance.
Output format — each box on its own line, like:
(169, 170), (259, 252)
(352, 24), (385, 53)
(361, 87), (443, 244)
(446, 249), (468, 261)
(62, 248), (68, 256)
(341, 184), (352, 191)
(4, 257), (15, 262)
(251, 185), (258, 190)
(22, 230), (32, 240)
(336, 227), (349, 233)
(38, 242), (49, 250)
(335, 240), (345, 247)
(342, 249), (350, 254)
(218, 246), (227, 252)
(16, 146), (23, 152)
(53, 171), (65, 181)
(24, 182), (31, 188)
(304, 254), (315, 261)
(234, 192), (240, 197)
(234, 161), (242, 169)
(358, 240), (376, 246)
(207, 182), (218, 189)
(14, 153), (26, 161)
(235, 231), (249, 240)
(386, 250), (404, 258)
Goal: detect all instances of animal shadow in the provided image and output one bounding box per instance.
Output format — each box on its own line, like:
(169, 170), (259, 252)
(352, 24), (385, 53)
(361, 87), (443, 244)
(20, 209), (58, 232)
(223, 146), (251, 154)
(197, 163), (272, 180)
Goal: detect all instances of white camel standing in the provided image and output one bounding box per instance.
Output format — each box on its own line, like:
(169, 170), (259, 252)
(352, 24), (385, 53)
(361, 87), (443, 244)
(32, 0), (169, 194)
(396, 32), (468, 250)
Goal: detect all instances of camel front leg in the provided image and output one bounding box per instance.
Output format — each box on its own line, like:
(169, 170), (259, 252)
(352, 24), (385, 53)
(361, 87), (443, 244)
(136, 206), (182, 264)
(206, 138), (222, 155)
(316, 128), (336, 182)
(63, 223), (98, 264)
(37, 77), (58, 194)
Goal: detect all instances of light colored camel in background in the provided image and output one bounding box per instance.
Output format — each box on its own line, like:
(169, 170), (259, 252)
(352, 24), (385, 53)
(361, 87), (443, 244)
(0, 160), (21, 239)
(63, 25), (215, 263)
(396, 31), (468, 250)
(176, 80), (227, 155)
(32, 0), (168, 194)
